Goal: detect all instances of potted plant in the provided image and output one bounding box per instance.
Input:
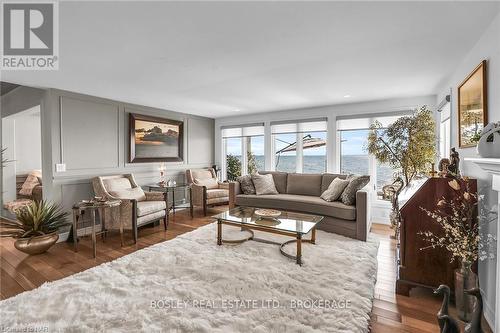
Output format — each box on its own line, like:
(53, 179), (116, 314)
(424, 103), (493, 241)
(367, 106), (436, 236)
(419, 178), (495, 322)
(0, 200), (69, 255)
(367, 105), (436, 187)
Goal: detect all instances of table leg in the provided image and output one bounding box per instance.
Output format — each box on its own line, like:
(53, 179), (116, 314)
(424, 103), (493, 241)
(296, 233), (302, 266)
(164, 192), (169, 227)
(119, 208), (124, 247)
(217, 219), (222, 245)
(100, 207), (106, 241)
(172, 189), (176, 215)
(91, 209), (97, 258)
(311, 228), (316, 244)
(72, 208), (78, 252)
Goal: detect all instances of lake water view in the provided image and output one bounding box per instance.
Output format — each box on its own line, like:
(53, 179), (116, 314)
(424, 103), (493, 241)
(230, 155), (394, 189)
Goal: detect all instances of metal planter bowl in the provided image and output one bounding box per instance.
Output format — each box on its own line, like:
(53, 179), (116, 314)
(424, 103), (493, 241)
(14, 233), (59, 255)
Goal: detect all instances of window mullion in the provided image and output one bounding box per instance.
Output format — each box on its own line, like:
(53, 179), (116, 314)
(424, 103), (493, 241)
(296, 132), (303, 173)
(242, 137), (248, 176)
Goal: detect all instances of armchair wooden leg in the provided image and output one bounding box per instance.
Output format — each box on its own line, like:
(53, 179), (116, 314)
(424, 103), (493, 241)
(133, 224), (138, 244)
(203, 188), (207, 216)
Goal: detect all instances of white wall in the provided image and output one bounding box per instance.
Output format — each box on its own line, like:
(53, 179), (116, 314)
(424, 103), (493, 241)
(12, 106), (42, 174)
(436, 11), (500, 330)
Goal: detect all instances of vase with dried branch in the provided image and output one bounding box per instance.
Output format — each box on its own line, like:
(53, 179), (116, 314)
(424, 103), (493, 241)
(419, 178), (495, 322)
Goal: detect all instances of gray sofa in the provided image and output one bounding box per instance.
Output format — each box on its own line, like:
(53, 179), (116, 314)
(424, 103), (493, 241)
(228, 171), (371, 241)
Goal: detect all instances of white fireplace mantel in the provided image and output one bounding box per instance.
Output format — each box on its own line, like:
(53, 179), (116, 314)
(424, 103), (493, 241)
(465, 157), (500, 332)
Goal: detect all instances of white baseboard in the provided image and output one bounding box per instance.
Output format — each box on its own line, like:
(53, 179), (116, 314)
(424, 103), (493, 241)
(58, 225), (96, 243)
(482, 292), (496, 332)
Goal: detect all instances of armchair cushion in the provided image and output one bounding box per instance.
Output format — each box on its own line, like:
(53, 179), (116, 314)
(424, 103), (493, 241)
(144, 191), (165, 201)
(137, 201), (167, 217)
(217, 182), (229, 190)
(103, 177), (134, 192)
(207, 189), (229, 199)
(109, 187), (146, 201)
(195, 178), (219, 189)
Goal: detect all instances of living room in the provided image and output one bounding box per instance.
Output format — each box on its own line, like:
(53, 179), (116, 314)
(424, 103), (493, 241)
(0, 1), (499, 332)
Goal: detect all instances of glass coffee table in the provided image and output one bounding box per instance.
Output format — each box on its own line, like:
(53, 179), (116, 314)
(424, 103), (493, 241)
(212, 206), (324, 265)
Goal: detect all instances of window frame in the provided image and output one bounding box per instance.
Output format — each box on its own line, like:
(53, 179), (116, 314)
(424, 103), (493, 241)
(221, 125), (265, 180)
(270, 119), (328, 174)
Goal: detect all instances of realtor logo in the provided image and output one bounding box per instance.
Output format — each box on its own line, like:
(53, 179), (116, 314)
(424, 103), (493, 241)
(1, 1), (59, 70)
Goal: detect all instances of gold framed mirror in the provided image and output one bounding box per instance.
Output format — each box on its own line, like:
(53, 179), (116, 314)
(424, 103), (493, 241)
(458, 60), (487, 148)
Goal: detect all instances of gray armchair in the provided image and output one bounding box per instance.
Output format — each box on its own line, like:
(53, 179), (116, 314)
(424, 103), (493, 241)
(92, 174), (167, 243)
(186, 168), (229, 216)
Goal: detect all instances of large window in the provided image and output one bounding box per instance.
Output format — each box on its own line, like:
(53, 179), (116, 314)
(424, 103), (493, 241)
(274, 133), (297, 172)
(271, 119), (327, 173)
(339, 129), (370, 176)
(247, 136), (264, 174)
(222, 124), (264, 180)
(337, 112), (411, 192)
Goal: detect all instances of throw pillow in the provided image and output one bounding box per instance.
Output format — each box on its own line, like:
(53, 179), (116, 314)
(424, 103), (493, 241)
(19, 172), (41, 196)
(109, 187), (147, 201)
(236, 175), (256, 195)
(320, 178), (350, 202)
(251, 173), (278, 195)
(195, 178), (219, 189)
(340, 175), (370, 205)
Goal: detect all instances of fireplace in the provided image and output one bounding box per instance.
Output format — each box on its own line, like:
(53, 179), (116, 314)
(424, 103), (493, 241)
(465, 157), (500, 332)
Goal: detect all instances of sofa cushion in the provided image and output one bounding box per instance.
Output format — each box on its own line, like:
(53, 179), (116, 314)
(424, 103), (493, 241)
(109, 187), (147, 201)
(235, 194), (356, 221)
(340, 175), (370, 205)
(206, 189), (229, 199)
(236, 175), (256, 194)
(321, 178), (350, 202)
(321, 173), (347, 193)
(258, 171), (288, 193)
(136, 200), (166, 217)
(286, 173), (322, 197)
(252, 174), (279, 195)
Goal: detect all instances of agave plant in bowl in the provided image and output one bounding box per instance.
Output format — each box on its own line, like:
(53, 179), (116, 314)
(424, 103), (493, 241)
(0, 201), (69, 255)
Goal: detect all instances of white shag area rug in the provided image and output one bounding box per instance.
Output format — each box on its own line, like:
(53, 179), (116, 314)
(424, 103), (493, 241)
(0, 223), (379, 333)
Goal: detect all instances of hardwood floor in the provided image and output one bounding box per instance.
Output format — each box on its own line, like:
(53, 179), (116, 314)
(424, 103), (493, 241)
(0, 208), (492, 332)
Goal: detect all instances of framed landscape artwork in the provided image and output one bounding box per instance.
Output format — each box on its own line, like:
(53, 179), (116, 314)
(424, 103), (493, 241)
(129, 113), (184, 163)
(458, 60), (487, 148)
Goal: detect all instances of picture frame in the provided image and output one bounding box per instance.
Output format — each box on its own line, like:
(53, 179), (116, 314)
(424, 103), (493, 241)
(129, 113), (184, 163)
(457, 60), (487, 148)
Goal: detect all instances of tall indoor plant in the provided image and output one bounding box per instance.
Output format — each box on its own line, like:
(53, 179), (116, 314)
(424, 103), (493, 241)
(367, 105), (436, 187)
(367, 106), (436, 234)
(0, 200), (69, 255)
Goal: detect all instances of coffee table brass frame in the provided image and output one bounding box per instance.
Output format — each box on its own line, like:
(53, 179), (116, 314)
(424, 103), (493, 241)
(216, 219), (317, 266)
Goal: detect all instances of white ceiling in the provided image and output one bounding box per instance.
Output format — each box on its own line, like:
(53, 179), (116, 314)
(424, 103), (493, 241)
(3, 1), (499, 118)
